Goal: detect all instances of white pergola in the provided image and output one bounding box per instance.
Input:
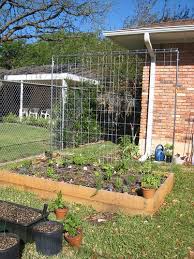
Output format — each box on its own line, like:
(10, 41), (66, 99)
(4, 72), (98, 120)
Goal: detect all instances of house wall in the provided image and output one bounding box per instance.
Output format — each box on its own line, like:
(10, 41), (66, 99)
(139, 43), (194, 156)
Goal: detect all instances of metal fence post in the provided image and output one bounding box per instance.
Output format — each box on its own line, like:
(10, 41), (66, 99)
(61, 79), (67, 150)
(19, 80), (23, 122)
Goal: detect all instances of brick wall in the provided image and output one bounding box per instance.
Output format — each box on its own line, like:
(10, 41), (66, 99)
(139, 43), (194, 156)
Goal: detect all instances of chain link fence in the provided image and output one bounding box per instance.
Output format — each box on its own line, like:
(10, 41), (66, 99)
(0, 80), (51, 162)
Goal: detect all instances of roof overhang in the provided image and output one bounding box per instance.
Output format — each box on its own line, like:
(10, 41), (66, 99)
(4, 73), (99, 85)
(104, 24), (194, 49)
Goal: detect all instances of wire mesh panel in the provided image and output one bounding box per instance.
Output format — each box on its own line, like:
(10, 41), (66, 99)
(51, 51), (149, 161)
(0, 80), (51, 162)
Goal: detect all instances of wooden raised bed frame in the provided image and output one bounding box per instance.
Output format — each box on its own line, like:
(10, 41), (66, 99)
(0, 170), (174, 215)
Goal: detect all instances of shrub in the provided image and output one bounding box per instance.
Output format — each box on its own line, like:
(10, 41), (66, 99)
(2, 113), (49, 128)
(23, 116), (49, 128)
(3, 113), (19, 123)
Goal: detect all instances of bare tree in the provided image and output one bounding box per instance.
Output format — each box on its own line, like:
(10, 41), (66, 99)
(0, 0), (110, 43)
(124, 0), (194, 28)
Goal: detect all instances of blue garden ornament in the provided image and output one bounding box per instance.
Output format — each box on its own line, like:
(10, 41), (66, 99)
(155, 144), (165, 161)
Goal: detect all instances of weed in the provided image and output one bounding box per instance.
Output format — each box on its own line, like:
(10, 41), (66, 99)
(94, 171), (103, 190)
(72, 155), (88, 165)
(47, 166), (58, 180)
(114, 177), (123, 191)
(101, 164), (114, 180)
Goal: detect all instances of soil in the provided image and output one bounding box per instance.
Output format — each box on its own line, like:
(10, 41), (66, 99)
(12, 158), (168, 196)
(0, 235), (18, 250)
(33, 222), (61, 233)
(0, 201), (42, 225)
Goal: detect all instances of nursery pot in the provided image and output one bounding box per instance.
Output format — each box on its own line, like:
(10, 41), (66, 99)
(142, 188), (156, 199)
(64, 229), (83, 248)
(33, 221), (63, 256)
(165, 156), (172, 163)
(54, 207), (69, 220)
(0, 233), (20, 259)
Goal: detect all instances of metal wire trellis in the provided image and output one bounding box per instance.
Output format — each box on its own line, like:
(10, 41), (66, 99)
(51, 49), (179, 161)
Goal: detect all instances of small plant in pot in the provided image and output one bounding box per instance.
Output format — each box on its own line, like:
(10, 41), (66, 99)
(141, 174), (161, 199)
(164, 143), (173, 163)
(63, 213), (83, 248)
(53, 191), (68, 220)
(0, 233), (20, 259)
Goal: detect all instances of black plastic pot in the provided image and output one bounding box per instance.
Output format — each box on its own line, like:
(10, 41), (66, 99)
(166, 156), (172, 163)
(32, 221), (63, 256)
(0, 233), (20, 259)
(0, 201), (49, 243)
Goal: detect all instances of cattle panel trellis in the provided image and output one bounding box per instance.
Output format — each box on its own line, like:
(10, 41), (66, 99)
(51, 51), (146, 155)
(51, 49), (178, 160)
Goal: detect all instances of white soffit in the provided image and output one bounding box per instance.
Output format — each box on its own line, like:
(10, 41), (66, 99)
(104, 25), (194, 49)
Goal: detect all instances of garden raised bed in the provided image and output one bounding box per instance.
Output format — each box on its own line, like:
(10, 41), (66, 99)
(0, 200), (49, 243)
(0, 170), (174, 215)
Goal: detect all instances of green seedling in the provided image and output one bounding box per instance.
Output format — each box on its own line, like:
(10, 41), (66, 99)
(114, 177), (123, 192)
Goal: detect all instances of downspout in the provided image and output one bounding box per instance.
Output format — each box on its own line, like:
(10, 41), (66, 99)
(139, 32), (156, 161)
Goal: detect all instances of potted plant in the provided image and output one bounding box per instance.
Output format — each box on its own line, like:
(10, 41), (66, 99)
(141, 174), (161, 199)
(53, 191), (68, 220)
(0, 233), (20, 259)
(164, 143), (173, 163)
(63, 213), (83, 248)
(33, 221), (63, 256)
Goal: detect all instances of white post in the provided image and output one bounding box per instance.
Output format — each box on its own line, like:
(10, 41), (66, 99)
(61, 79), (67, 150)
(19, 80), (23, 122)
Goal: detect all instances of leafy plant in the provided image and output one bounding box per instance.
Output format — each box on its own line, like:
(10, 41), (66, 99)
(114, 158), (130, 173)
(119, 136), (139, 160)
(72, 155), (88, 166)
(63, 213), (82, 237)
(140, 161), (153, 174)
(114, 177), (123, 191)
(141, 174), (161, 189)
(47, 166), (58, 180)
(20, 160), (32, 169)
(164, 143), (173, 157)
(52, 191), (66, 210)
(102, 164), (114, 180)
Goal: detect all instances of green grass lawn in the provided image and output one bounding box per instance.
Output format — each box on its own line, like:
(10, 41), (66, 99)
(0, 165), (193, 258)
(0, 122), (118, 164)
(0, 123), (49, 162)
(62, 141), (119, 162)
